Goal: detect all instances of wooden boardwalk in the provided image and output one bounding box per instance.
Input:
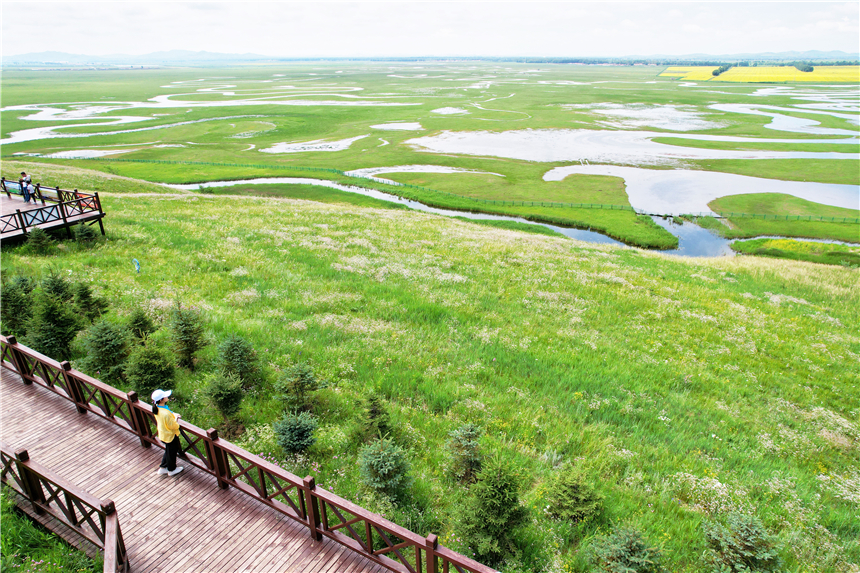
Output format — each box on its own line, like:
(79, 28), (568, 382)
(0, 367), (386, 573)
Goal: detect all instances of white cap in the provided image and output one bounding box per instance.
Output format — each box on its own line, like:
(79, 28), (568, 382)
(151, 389), (172, 403)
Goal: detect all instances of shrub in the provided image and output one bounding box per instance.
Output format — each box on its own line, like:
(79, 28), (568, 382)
(544, 464), (603, 524)
(358, 436), (412, 501)
(125, 343), (175, 398)
(25, 292), (80, 361)
(25, 227), (53, 254)
(216, 334), (260, 387)
(74, 222), (98, 244)
(273, 411), (318, 455)
(364, 393), (392, 439)
(79, 320), (131, 385)
(447, 423), (483, 484)
(703, 513), (781, 573)
(128, 308), (156, 341)
(169, 304), (206, 370)
(73, 282), (108, 323)
(41, 271), (73, 302)
(0, 276), (35, 337)
(275, 362), (322, 410)
(589, 526), (663, 573)
(458, 455), (527, 565)
(205, 371), (244, 421)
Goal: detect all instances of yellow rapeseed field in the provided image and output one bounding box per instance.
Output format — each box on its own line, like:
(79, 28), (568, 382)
(660, 65), (860, 83)
(717, 66), (860, 82)
(660, 66), (718, 81)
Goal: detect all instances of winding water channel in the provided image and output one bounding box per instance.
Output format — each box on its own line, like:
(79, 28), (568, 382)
(166, 177), (858, 258)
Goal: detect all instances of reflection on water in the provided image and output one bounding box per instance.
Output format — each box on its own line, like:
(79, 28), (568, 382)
(651, 217), (734, 257)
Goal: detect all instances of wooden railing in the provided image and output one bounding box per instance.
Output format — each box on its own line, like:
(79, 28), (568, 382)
(0, 335), (496, 573)
(0, 442), (129, 573)
(0, 177), (105, 238)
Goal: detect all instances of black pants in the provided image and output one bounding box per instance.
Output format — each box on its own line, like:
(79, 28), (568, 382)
(160, 437), (181, 471)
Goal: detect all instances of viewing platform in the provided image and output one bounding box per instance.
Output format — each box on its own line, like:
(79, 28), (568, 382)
(0, 177), (106, 241)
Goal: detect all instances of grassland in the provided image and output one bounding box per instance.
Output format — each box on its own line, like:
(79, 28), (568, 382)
(691, 158), (859, 186)
(700, 193), (860, 243)
(1, 62), (857, 248)
(732, 238), (860, 266)
(660, 65), (860, 83)
(1, 166), (858, 572)
(1, 488), (101, 573)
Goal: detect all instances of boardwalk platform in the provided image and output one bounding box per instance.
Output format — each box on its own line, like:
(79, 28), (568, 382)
(0, 180), (106, 241)
(0, 367), (385, 573)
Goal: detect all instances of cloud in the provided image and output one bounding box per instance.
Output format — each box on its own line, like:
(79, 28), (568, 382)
(2, 2), (858, 57)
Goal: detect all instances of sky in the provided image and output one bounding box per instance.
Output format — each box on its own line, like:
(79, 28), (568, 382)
(2, 1), (858, 58)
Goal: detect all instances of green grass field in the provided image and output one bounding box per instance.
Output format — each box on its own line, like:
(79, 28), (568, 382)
(732, 238), (860, 266)
(1, 166), (858, 572)
(1, 488), (101, 573)
(2, 62), (857, 248)
(700, 194), (860, 243)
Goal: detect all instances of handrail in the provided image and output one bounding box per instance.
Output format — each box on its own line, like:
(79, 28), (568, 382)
(0, 335), (496, 573)
(1, 176), (97, 204)
(0, 441), (129, 573)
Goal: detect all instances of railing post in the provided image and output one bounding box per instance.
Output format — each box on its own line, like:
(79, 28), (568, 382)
(58, 200), (72, 238)
(95, 192), (106, 235)
(5, 336), (29, 382)
(15, 449), (46, 515)
(15, 209), (27, 236)
(425, 534), (438, 573)
(59, 361), (88, 414)
(127, 392), (152, 448)
(206, 428), (229, 489)
(35, 183), (46, 206)
(302, 475), (322, 541)
(1, 177), (9, 198)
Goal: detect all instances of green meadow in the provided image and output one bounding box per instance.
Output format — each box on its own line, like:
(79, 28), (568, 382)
(2, 166), (859, 572)
(732, 237), (860, 266)
(1, 62), (858, 572)
(2, 62), (857, 248)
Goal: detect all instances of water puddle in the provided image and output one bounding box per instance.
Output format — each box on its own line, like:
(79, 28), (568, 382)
(405, 129), (858, 165)
(650, 217), (734, 257)
(543, 165), (860, 215)
(561, 103), (726, 131)
(431, 107), (469, 115)
(260, 135), (368, 154)
(344, 165), (505, 182)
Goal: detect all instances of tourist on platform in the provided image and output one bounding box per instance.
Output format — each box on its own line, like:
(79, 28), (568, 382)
(20, 172), (31, 202)
(152, 389), (184, 476)
(26, 183), (36, 204)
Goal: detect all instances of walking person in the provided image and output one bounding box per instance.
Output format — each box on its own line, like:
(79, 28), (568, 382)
(152, 389), (184, 476)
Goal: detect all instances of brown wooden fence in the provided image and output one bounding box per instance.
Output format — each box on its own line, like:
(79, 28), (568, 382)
(0, 335), (496, 573)
(1, 441), (130, 573)
(0, 177), (106, 239)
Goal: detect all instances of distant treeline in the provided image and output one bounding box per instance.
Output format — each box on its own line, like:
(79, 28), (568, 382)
(281, 56), (859, 67)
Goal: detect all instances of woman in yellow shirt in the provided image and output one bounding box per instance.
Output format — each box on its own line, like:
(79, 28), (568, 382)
(151, 389), (184, 477)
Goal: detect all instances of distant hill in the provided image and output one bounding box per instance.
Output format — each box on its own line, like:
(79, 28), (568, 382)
(2, 50), (273, 65)
(635, 50), (859, 61)
(3, 50), (858, 66)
